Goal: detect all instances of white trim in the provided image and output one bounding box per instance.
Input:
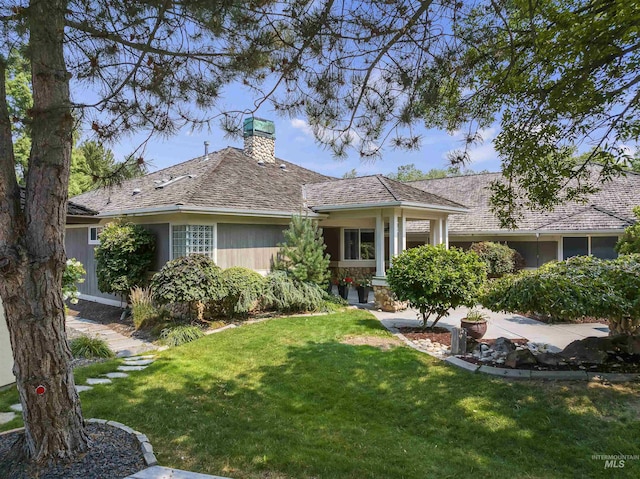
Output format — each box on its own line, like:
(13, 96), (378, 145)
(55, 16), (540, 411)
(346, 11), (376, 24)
(375, 211), (385, 277)
(88, 226), (103, 245)
(389, 210), (399, 262)
(444, 217), (449, 249)
(399, 212), (407, 253)
(98, 204), (321, 219)
(78, 293), (126, 308)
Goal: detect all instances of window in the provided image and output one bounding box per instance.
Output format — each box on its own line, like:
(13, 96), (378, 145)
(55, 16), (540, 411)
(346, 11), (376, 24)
(591, 236), (618, 260)
(172, 225), (215, 259)
(562, 237), (588, 259)
(88, 226), (104, 245)
(343, 229), (375, 260)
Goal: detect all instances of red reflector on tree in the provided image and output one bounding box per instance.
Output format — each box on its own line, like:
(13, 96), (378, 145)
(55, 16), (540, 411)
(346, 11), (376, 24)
(36, 385), (46, 395)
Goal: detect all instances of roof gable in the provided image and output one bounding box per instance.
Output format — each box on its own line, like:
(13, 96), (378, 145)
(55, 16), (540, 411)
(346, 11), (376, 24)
(304, 174), (466, 211)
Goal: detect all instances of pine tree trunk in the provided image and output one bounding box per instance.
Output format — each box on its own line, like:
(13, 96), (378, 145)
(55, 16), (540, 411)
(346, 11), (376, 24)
(0, 0), (88, 462)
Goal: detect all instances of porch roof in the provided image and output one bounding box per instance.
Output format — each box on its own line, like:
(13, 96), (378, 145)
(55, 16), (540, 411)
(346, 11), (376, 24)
(304, 175), (468, 213)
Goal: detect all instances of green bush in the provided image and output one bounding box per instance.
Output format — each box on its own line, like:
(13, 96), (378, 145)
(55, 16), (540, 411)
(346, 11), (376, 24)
(481, 255), (640, 335)
(70, 335), (115, 359)
(616, 206), (640, 254)
(387, 245), (487, 329)
(219, 267), (265, 319)
(469, 241), (523, 277)
(262, 271), (325, 313)
(95, 221), (155, 298)
(151, 254), (224, 319)
(160, 325), (205, 347)
(273, 215), (330, 285)
(130, 286), (159, 330)
(63, 258), (86, 304)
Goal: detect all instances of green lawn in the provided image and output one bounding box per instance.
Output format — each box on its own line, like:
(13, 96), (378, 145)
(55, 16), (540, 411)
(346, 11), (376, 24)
(2, 309), (639, 478)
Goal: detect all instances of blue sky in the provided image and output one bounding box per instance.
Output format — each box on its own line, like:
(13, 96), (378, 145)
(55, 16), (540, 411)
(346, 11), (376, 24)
(106, 114), (502, 178)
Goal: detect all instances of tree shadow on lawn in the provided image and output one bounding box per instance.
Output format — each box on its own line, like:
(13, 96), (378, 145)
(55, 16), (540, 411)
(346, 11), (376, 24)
(78, 342), (639, 479)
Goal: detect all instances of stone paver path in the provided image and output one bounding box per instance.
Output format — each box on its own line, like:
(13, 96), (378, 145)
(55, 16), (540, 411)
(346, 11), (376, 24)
(66, 316), (156, 357)
(0, 411), (15, 425)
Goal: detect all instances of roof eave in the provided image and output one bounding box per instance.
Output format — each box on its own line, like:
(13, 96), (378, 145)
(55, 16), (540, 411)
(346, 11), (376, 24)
(97, 204), (321, 219)
(311, 201), (468, 214)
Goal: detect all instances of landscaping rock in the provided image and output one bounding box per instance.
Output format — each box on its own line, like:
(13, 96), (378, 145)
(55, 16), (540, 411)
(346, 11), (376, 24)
(493, 337), (516, 355)
(535, 352), (565, 367)
(9, 403), (22, 412)
(560, 337), (611, 365)
(75, 385), (93, 393)
(86, 378), (112, 385)
(505, 349), (537, 369)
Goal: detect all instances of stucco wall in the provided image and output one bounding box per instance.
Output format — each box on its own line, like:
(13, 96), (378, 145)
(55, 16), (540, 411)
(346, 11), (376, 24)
(0, 299), (14, 387)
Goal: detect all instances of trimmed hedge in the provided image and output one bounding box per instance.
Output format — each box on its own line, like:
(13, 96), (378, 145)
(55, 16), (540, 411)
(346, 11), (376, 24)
(151, 255), (224, 321)
(220, 267), (265, 318)
(470, 241), (524, 277)
(95, 221), (155, 298)
(387, 245), (487, 328)
(481, 254), (640, 335)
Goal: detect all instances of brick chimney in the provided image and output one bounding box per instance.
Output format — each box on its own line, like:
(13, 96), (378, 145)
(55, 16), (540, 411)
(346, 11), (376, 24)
(243, 117), (275, 163)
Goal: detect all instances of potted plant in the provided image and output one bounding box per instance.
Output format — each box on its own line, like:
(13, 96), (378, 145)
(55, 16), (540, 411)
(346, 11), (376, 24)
(460, 308), (488, 340)
(336, 269), (353, 300)
(355, 274), (372, 303)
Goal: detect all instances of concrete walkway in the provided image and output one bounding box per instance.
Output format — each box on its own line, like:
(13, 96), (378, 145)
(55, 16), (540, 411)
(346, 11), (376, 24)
(366, 305), (609, 353)
(126, 466), (231, 479)
(66, 316), (156, 357)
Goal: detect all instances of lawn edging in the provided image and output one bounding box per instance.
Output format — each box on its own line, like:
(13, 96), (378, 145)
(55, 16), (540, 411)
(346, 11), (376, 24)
(379, 321), (640, 382)
(86, 418), (158, 467)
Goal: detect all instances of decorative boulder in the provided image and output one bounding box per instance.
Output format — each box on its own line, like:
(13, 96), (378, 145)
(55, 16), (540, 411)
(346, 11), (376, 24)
(492, 337), (516, 355)
(559, 337), (611, 365)
(505, 349), (537, 369)
(535, 352), (565, 367)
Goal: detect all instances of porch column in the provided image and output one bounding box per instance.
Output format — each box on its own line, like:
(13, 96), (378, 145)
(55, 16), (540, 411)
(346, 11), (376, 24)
(429, 219), (437, 245)
(399, 211), (407, 252)
(437, 218), (444, 245)
(389, 210), (399, 262)
(375, 210), (385, 276)
(443, 217), (449, 249)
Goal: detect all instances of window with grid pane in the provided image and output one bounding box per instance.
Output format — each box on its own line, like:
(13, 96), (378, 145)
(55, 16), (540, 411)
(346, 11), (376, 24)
(172, 225), (214, 259)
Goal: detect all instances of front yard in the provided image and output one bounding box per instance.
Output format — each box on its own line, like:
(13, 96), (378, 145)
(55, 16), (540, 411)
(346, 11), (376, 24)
(1, 309), (639, 478)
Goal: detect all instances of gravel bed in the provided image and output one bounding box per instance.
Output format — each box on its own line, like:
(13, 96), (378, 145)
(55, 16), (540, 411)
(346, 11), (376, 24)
(0, 422), (146, 479)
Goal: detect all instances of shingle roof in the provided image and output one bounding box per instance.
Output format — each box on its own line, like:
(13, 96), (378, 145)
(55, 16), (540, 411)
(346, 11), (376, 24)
(407, 168), (640, 233)
(70, 147), (332, 215)
(19, 187), (97, 216)
(304, 175), (467, 211)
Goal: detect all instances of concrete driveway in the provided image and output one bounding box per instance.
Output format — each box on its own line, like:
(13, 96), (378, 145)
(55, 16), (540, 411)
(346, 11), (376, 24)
(367, 306), (610, 353)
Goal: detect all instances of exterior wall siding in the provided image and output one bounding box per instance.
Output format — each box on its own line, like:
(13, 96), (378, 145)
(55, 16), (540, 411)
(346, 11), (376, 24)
(0, 299), (14, 387)
(216, 223), (286, 271)
(65, 227), (121, 302)
(142, 223), (170, 270)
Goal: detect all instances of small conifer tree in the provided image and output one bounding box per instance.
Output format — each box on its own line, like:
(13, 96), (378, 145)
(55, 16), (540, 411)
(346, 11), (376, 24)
(274, 215), (330, 285)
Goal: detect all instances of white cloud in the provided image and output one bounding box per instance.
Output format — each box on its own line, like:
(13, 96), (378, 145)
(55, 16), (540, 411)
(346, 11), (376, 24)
(291, 118), (313, 137)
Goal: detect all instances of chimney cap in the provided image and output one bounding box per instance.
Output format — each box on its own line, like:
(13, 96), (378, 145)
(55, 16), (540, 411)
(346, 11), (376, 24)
(243, 117), (275, 139)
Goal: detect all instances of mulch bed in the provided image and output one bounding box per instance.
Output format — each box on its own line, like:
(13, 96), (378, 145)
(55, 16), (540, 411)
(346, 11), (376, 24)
(0, 423), (146, 479)
(398, 326), (453, 346)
